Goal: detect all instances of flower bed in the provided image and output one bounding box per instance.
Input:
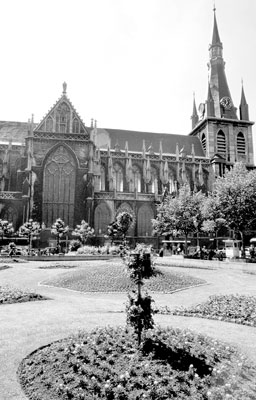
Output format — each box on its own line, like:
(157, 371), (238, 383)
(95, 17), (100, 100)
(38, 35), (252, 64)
(162, 294), (256, 327)
(42, 262), (205, 293)
(38, 263), (77, 269)
(0, 286), (49, 304)
(0, 257), (27, 263)
(0, 265), (11, 271)
(18, 326), (256, 400)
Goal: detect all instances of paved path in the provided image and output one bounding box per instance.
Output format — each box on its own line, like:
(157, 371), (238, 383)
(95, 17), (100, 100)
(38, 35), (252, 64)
(1, 258), (256, 400)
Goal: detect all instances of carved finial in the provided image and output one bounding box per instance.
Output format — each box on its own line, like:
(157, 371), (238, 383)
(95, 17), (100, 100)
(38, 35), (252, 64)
(91, 118), (94, 128)
(62, 82), (67, 94)
(213, 1), (216, 12)
(94, 120), (97, 128)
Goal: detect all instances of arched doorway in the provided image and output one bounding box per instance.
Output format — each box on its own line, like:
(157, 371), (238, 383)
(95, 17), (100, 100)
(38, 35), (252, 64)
(42, 145), (76, 227)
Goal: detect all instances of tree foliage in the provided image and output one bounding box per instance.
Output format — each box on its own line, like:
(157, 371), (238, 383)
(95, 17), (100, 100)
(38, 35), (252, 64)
(0, 219), (14, 238)
(72, 220), (94, 244)
(152, 184), (206, 252)
(19, 219), (41, 238)
(211, 162), (256, 246)
(107, 211), (133, 243)
(51, 218), (69, 248)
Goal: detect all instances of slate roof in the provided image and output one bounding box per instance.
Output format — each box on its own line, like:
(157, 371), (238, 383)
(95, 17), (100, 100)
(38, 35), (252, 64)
(0, 121), (36, 144)
(101, 128), (206, 157)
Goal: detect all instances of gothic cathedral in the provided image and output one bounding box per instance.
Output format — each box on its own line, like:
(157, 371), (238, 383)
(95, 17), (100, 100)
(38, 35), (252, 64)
(0, 9), (254, 245)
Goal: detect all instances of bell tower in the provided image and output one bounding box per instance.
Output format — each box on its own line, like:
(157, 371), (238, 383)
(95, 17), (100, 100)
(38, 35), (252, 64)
(190, 7), (254, 176)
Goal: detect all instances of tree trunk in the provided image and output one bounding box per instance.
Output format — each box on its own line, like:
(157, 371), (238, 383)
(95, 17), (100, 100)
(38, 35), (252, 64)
(239, 230), (245, 258)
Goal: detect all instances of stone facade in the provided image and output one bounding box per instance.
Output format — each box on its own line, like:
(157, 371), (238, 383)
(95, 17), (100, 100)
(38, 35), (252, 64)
(0, 9), (254, 245)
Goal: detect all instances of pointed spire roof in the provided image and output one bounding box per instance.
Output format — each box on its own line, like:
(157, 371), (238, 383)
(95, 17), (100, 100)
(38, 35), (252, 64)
(240, 81), (247, 105)
(239, 81), (249, 121)
(206, 83), (215, 117)
(208, 7), (237, 119)
(211, 7), (221, 46)
(191, 93), (199, 129)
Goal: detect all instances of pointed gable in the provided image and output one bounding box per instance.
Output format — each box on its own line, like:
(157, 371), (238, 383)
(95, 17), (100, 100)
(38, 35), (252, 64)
(34, 82), (89, 138)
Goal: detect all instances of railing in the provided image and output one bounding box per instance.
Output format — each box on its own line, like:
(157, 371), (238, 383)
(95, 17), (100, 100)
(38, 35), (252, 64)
(0, 191), (22, 200)
(94, 191), (162, 201)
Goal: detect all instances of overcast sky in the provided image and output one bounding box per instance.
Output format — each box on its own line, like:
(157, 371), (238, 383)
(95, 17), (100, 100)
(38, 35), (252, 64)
(1, 0), (256, 136)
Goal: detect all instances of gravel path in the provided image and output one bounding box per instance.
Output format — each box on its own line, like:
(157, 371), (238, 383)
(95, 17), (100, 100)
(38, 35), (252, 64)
(1, 258), (256, 400)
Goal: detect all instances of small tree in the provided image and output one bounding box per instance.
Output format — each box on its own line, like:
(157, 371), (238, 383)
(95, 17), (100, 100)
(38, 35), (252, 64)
(107, 211), (133, 247)
(125, 243), (156, 346)
(72, 220), (94, 245)
(18, 219), (41, 255)
(0, 219), (14, 241)
(51, 218), (69, 253)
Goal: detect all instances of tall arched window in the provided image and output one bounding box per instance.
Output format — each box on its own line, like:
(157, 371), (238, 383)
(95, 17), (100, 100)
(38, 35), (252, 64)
(94, 203), (111, 235)
(100, 166), (105, 191)
(46, 117), (53, 132)
(237, 132), (246, 155)
(113, 163), (124, 192)
(131, 165), (141, 192)
(148, 167), (158, 194)
(201, 133), (207, 153)
(72, 118), (79, 133)
(137, 205), (154, 236)
(56, 102), (70, 133)
(1, 206), (18, 229)
(42, 145), (76, 227)
(168, 170), (175, 193)
(217, 130), (226, 157)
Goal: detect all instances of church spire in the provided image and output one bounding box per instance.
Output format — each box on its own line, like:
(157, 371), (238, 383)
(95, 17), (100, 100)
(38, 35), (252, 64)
(211, 6), (222, 49)
(191, 92), (199, 129)
(239, 81), (249, 121)
(208, 7), (237, 119)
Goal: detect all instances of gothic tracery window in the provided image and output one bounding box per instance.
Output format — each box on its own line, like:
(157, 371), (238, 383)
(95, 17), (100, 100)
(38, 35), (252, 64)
(72, 118), (79, 133)
(94, 203), (111, 235)
(42, 146), (76, 227)
(100, 166), (105, 191)
(137, 205), (154, 236)
(1, 206), (18, 229)
(131, 165), (141, 192)
(148, 167), (158, 194)
(56, 102), (70, 133)
(168, 170), (176, 193)
(113, 163), (124, 192)
(46, 117), (53, 132)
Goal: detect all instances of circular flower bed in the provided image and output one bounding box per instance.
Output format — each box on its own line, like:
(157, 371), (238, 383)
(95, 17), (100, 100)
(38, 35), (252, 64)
(0, 265), (11, 271)
(162, 294), (256, 327)
(42, 262), (205, 293)
(19, 326), (256, 400)
(0, 286), (49, 304)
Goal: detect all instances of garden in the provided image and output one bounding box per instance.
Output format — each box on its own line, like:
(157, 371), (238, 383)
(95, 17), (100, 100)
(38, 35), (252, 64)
(16, 238), (256, 399)
(3, 209), (256, 399)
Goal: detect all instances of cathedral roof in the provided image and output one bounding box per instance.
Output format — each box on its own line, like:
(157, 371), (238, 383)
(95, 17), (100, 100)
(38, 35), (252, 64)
(0, 121), (35, 144)
(96, 128), (206, 157)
